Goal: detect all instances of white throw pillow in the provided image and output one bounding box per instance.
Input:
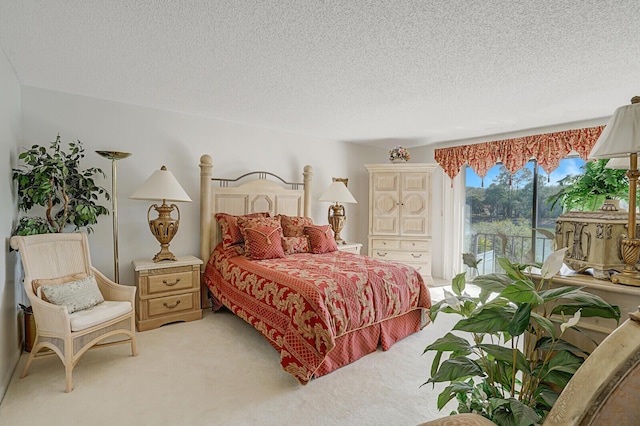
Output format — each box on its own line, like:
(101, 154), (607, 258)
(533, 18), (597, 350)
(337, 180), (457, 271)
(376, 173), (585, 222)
(41, 275), (105, 314)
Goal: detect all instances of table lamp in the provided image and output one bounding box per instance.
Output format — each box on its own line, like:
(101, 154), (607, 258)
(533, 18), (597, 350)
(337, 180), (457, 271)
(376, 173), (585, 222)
(130, 166), (192, 262)
(589, 96), (640, 285)
(319, 178), (357, 244)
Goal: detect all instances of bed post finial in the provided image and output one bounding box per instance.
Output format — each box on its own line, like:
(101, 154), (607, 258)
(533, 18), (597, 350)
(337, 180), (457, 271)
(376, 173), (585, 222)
(200, 155), (213, 273)
(303, 165), (313, 217)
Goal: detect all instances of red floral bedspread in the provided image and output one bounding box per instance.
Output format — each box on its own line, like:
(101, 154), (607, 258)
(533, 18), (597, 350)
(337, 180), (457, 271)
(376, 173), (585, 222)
(202, 244), (431, 384)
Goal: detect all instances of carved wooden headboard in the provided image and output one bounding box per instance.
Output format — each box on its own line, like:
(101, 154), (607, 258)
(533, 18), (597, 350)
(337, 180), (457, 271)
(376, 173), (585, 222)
(198, 154), (313, 265)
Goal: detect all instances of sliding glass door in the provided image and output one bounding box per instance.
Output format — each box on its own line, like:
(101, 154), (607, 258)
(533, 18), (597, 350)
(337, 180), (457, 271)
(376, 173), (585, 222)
(465, 157), (585, 274)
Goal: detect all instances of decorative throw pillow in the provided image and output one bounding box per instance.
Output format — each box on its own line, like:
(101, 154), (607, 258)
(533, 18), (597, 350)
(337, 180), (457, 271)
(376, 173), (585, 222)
(278, 214), (314, 237)
(304, 225), (338, 254)
(281, 236), (310, 255)
(40, 275), (105, 314)
(32, 272), (88, 302)
(243, 225), (285, 260)
(215, 212), (270, 248)
(237, 216), (281, 248)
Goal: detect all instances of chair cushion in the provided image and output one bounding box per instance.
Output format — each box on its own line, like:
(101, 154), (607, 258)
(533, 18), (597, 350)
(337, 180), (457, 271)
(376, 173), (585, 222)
(41, 275), (105, 314)
(69, 301), (132, 332)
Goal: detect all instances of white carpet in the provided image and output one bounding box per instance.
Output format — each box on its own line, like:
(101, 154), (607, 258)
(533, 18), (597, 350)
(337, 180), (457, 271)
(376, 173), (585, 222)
(0, 288), (456, 426)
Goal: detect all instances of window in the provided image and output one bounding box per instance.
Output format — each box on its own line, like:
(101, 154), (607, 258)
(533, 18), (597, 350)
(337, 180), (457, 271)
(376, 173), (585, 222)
(465, 157), (585, 274)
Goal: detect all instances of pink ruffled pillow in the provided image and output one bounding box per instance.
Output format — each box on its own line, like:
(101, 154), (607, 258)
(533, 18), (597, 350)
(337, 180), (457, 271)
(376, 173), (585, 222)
(215, 212), (270, 248)
(243, 225), (285, 260)
(304, 225), (338, 254)
(281, 236), (310, 255)
(278, 214), (314, 237)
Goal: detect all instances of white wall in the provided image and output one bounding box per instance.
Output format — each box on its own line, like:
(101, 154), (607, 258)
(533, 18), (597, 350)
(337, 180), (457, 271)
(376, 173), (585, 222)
(20, 87), (372, 285)
(0, 46), (22, 402)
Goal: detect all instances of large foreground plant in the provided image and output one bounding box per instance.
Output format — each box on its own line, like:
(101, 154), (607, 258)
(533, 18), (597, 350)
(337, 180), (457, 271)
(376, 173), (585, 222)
(424, 249), (620, 426)
(12, 134), (110, 235)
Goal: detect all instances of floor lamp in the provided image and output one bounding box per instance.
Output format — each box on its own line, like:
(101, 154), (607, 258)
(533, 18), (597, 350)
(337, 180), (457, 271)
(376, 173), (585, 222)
(96, 150), (132, 283)
(589, 96), (640, 286)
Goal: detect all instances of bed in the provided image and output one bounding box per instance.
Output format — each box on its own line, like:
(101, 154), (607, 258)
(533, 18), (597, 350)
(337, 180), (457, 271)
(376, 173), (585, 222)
(198, 155), (431, 384)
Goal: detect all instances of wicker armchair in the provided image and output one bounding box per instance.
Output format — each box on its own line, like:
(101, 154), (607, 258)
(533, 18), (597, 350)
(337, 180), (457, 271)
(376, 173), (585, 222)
(10, 232), (138, 392)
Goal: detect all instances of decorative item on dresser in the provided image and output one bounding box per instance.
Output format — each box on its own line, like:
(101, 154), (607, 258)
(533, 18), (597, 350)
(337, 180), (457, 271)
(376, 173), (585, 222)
(365, 163), (436, 284)
(588, 96), (640, 286)
(389, 145), (410, 162)
(318, 177), (357, 244)
(130, 166), (192, 262)
(555, 209), (631, 280)
(133, 255), (203, 331)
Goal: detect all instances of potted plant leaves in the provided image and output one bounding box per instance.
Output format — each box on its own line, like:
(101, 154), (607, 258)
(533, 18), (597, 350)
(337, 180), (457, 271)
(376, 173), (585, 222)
(423, 249), (620, 425)
(12, 134), (110, 235)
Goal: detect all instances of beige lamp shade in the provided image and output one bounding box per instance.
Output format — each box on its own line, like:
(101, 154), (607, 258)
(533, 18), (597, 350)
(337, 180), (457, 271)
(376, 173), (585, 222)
(129, 166), (192, 202)
(318, 181), (357, 204)
(605, 157), (631, 170)
(130, 166), (191, 262)
(589, 101), (640, 160)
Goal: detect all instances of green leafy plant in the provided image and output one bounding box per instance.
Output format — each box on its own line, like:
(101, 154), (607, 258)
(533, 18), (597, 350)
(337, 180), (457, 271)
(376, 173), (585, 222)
(546, 159), (628, 212)
(12, 134), (110, 235)
(423, 249), (620, 426)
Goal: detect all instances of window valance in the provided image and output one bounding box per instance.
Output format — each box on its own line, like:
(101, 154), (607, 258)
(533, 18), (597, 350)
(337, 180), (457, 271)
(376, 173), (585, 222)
(434, 125), (604, 184)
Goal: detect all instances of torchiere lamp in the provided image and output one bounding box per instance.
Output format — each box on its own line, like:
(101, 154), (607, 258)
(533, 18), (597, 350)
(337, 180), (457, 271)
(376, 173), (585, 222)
(589, 96), (640, 286)
(96, 150), (132, 283)
(318, 178), (357, 244)
(129, 166), (192, 262)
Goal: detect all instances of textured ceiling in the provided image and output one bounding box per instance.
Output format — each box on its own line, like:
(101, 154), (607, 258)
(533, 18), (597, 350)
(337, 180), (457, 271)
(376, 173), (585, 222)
(1, 1), (639, 148)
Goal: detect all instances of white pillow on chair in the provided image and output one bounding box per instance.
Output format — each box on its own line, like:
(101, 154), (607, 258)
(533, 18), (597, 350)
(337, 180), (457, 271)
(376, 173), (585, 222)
(41, 275), (105, 314)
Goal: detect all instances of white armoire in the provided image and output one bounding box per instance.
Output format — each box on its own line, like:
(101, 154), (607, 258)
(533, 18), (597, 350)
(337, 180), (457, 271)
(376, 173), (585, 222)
(365, 163), (436, 284)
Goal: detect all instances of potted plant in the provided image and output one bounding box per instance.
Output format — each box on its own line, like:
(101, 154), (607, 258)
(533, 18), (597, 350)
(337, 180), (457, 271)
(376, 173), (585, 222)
(12, 134), (110, 235)
(546, 159), (628, 212)
(423, 249), (620, 426)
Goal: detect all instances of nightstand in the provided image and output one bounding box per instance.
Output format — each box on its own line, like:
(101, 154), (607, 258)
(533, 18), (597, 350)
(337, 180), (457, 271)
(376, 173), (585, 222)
(336, 242), (363, 254)
(133, 255), (203, 331)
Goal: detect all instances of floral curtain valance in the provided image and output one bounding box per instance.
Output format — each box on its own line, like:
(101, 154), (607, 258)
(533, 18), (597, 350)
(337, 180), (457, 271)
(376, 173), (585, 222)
(434, 126), (605, 185)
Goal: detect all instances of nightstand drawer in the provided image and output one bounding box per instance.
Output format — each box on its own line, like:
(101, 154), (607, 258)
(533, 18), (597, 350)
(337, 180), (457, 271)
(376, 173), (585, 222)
(147, 270), (194, 294)
(147, 293), (195, 317)
(336, 242), (362, 254)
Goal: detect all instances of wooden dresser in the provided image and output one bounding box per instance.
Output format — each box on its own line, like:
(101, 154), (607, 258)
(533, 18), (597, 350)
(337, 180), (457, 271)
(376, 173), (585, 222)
(133, 255), (203, 331)
(365, 163), (436, 284)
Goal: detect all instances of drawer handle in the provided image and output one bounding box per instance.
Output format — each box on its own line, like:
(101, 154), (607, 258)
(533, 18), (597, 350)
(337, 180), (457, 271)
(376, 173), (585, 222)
(163, 278), (181, 287)
(377, 252), (388, 257)
(412, 253), (422, 258)
(163, 300), (181, 309)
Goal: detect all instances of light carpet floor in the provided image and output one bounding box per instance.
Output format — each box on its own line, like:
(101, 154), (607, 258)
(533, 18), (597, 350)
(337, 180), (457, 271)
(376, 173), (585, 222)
(0, 287), (457, 426)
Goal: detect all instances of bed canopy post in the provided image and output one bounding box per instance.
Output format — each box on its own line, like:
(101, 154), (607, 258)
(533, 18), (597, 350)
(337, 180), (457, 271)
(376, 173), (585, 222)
(303, 165), (313, 217)
(199, 154), (213, 269)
